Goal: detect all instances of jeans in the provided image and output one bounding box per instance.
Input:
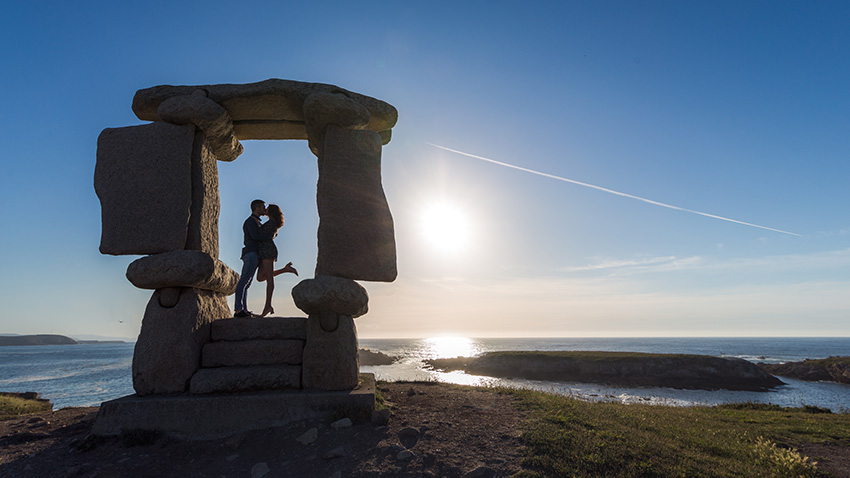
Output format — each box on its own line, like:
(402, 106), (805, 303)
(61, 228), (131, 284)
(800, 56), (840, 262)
(234, 252), (260, 312)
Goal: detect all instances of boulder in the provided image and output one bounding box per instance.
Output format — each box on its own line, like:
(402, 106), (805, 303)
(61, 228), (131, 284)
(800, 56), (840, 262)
(291, 276), (368, 318)
(132, 78), (397, 143)
(132, 288), (230, 395)
(95, 123), (195, 255)
(315, 125), (397, 282)
(301, 314), (359, 390)
(126, 250), (238, 295)
(185, 130), (221, 257)
(157, 89), (243, 162)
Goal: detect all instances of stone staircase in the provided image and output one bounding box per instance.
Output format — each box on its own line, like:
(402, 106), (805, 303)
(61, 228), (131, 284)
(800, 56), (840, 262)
(189, 317), (308, 394)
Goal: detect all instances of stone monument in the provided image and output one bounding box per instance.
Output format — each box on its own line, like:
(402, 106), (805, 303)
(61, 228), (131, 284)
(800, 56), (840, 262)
(92, 79), (397, 439)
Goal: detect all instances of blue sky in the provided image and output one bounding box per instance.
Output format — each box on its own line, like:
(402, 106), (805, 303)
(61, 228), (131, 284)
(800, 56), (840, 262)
(1, 1), (848, 339)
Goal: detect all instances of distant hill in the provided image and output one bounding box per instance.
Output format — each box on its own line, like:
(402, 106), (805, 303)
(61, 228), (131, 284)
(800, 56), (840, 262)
(0, 334), (78, 346)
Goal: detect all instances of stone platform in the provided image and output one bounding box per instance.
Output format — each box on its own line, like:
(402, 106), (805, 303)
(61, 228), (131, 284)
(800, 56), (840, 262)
(92, 373), (375, 440)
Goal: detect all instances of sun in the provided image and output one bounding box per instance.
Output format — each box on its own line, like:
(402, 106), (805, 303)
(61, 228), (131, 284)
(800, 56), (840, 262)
(419, 200), (471, 253)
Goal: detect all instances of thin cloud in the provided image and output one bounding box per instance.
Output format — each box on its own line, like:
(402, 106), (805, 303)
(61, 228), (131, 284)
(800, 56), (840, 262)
(428, 143), (801, 237)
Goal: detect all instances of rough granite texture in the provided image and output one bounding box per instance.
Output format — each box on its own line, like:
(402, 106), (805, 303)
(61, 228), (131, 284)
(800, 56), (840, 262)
(315, 125), (397, 282)
(185, 130), (221, 257)
(132, 78), (397, 143)
(125, 250), (238, 294)
(211, 317), (307, 342)
(157, 89), (243, 162)
(132, 289), (231, 395)
(303, 92), (370, 155)
(189, 365), (301, 394)
(201, 339), (304, 367)
(291, 275), (369, 318)
(95, 123), (195, 255)
(301, 314), (359, 390)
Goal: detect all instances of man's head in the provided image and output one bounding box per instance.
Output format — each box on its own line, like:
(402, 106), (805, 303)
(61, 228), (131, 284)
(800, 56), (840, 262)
(250, 199), (267, 217)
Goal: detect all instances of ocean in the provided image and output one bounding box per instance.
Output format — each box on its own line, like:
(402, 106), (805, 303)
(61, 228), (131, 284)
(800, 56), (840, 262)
(1, 337), (848, 412)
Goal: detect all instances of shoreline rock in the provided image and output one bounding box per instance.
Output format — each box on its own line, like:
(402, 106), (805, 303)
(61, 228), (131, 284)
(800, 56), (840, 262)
(427, 351), (785, 391)
(358, 348), (397, 366)
(758, 356), (850, 385)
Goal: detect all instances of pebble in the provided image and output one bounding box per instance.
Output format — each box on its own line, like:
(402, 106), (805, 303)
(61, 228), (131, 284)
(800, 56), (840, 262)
(226, 454), (239, 462)
(323, 446), (346, 459)
(330, 418), (352, 429)
(396, 449), (416, 461)
(295, 427), (318, 445)
(250, 462), (270, 478)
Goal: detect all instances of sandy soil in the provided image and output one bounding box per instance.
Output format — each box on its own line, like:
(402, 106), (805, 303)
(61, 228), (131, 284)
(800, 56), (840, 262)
(0, 382), (526, 478)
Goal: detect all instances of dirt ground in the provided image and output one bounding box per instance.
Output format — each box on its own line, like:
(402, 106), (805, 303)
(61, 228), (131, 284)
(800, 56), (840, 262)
(0, 382), (526, 478)
(3, 382), (849, 478)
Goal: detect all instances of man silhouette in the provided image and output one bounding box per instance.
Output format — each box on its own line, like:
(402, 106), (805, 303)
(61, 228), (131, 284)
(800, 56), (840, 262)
(233, 199), (276, 318)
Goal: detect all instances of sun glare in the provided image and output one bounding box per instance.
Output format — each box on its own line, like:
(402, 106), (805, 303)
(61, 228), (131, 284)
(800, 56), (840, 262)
(423, 336), (480, 359)
(420, 201), (471, 253)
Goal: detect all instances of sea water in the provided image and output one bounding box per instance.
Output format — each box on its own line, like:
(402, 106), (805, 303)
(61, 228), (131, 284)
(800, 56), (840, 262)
(1, 338), (848, 411)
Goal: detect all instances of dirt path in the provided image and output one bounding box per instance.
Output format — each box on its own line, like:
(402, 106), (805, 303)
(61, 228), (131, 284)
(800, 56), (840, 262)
(0, 382), (526, 478)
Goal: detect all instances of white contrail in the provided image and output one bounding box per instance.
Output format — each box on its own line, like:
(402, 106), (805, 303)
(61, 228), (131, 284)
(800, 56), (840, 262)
(427, 143), (801, 237)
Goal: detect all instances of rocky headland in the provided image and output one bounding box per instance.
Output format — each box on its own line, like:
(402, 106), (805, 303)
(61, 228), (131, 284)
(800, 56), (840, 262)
(0, 335), (78, 346)
(758, 356), (850, 385)
(427, 351), (785, 391)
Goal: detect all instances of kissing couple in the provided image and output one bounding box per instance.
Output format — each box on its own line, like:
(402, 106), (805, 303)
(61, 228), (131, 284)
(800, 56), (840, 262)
(233, 199), (298, 318)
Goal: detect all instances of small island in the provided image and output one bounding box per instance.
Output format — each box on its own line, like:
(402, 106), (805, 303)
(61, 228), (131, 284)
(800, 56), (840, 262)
(426, 351), (785, 391)
(0, 335), (78, 346)
(0, 335), (126, 346)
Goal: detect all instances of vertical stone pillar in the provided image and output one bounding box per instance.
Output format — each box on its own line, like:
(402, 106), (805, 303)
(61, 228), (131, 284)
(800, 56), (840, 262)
(185, 131), (220, 258)
(132, 288), (230, 395)
(315, 125), (397, 282)
(302, 312), (359, 390)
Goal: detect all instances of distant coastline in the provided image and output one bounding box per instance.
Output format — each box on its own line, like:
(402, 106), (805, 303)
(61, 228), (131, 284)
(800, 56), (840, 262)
(0, 334), (126, 346)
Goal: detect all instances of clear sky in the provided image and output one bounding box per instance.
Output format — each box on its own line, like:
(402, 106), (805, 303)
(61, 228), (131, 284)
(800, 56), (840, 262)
(1, 1), (848, 340)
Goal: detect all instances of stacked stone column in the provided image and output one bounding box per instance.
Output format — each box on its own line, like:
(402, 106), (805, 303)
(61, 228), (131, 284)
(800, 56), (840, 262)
(293, 93), (397, 390)
(94, 90), (243, 395)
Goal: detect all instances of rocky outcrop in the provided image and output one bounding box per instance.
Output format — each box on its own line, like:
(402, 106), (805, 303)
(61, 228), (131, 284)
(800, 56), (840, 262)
(358, 348), (397, 366)
(758, 357), (850, 385)
(427, 351), (785, 391)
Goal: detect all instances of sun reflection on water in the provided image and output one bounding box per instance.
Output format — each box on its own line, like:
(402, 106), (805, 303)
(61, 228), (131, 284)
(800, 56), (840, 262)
(422, 336), (481, 359)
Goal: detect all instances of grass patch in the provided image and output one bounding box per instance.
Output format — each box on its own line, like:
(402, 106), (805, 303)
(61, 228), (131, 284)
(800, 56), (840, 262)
(0, 395), (52, 419)
(506, 388), (849, 477)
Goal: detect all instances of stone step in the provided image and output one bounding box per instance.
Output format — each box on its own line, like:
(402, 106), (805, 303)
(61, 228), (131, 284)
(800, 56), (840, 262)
(201, 339), (304, 367)
(211, 317), (307, 341)
(93, 374), (376, 440)
(190, 365), (301, 395)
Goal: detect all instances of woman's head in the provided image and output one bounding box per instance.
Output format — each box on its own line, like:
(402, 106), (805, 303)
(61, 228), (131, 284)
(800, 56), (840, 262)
(267, 204), (284, 228)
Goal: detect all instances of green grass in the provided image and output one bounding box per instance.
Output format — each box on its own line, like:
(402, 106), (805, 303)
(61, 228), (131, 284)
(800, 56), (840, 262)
(0, 395), (52, 418)
(504, 388), (849, 477)
(801, 356), (850, 368)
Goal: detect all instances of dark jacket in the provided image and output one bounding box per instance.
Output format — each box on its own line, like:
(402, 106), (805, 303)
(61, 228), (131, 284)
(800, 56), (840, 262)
(241, 214), (276, 258)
